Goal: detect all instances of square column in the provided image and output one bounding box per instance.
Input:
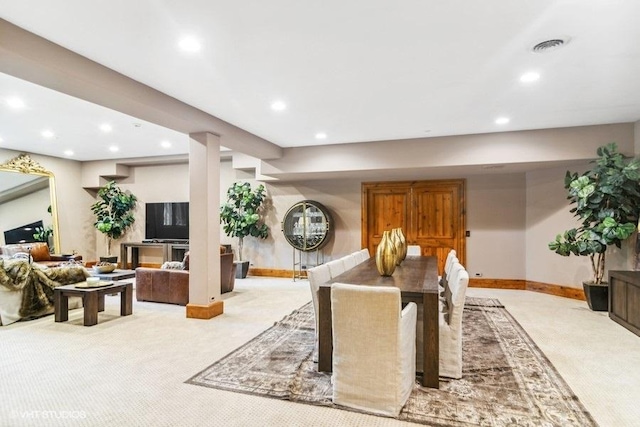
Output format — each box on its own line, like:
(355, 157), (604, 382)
(186, 132), (223, 319)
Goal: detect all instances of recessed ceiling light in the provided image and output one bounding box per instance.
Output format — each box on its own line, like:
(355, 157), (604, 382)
(64, 150), (74, 156)
(160, 141), (172, 148)
(178, 36), (201, 53)
(100, 123), (112, 132)
(315, 132), (327, 140)
(6, 97), (25, 109)
(41, 130), (55, 139)
(109, 146), (119, 152)
(520, 72), (540, 83)
(495, 117), (510, 125)
(271, 100), (287, 111)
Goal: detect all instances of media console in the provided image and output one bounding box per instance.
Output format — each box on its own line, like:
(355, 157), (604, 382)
(120, 241), (189, 269)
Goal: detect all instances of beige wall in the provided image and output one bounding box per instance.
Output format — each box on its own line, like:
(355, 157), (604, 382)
(466, 174), (526, 279)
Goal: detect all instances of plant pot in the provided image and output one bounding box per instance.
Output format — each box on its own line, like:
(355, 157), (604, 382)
(100, 256), (118, 264)
(583, 281), (608, 311)
(235, 261), (250, 279)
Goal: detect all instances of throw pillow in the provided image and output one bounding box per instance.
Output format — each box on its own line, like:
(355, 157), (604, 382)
(161, 261), (184, 270)
(30, 243), (52, 262)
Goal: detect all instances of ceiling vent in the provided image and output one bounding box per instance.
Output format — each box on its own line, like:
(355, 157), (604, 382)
(532, 38), (569, 53)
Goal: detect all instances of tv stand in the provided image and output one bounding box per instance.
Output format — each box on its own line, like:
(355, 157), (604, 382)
(120, 241), (189, 269)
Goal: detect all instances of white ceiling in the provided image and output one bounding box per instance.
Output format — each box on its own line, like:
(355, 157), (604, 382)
(0, 0), (639, 161)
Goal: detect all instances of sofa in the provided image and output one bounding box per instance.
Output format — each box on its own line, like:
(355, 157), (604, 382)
(135, 249), (236, 306)
(0, 242), (82, 268)
(0, 258), (88, 326)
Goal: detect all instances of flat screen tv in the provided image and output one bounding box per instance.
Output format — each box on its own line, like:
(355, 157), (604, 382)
(4, 220), (44, 244)
(145, 202), (189, 241)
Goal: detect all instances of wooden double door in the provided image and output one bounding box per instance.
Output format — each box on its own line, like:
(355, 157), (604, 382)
(362, 180), (466, 275)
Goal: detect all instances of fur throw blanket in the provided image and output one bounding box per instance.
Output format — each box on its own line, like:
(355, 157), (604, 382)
(0, 259), (88, 318)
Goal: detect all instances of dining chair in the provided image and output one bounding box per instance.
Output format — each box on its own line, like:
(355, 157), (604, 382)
(439, 249), (458, 284)
(326, 259), (346, 279)
(307, 264), (332, 362)
(342, 253), (359, 270)
(406, 245), (421, 256)
(331, 282), (416, 417)
(438, 263), (469, 379)
(356, 248), (371, 263)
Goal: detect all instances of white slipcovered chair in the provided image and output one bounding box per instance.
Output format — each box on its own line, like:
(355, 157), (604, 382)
(406, 245), (421, 256)
(438, 263), (469, 379)
(331, 283), (416, 417)
(326, 259), (346, 279)
(439, 249), (458, 284)
(307, 264), (332, 362)
(342, 253), (359, 270)
(355, 248), (371, 263)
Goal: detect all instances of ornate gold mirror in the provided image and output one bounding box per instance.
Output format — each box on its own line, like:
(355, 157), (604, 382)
(0, 154), (60, 252)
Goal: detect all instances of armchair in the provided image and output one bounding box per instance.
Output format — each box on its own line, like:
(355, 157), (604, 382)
(135, 250), (236, 306)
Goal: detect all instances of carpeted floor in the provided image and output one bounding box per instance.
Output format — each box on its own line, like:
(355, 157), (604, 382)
(187, 297), (597, 426)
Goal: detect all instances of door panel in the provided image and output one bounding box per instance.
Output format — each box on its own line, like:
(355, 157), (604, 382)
(362, 184), (412, 257)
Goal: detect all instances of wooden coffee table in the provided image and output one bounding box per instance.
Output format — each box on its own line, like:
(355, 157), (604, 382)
(54, 281), (133, 326)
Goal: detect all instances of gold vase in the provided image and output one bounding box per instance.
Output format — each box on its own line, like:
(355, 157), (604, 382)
(391, 228), (403, 265)
(395, 227), (407, 261)
(376, 230), (397, 276)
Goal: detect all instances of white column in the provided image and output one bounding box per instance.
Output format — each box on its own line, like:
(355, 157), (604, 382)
(187, 132), (222, 318)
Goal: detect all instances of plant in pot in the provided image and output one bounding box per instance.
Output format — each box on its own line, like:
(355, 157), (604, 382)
(220, 182), (269, 278)
(90, 180), (138, 264)
(548, 143), (640, 311)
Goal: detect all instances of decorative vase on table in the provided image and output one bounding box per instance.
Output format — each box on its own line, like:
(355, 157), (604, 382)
(376, 230), (397, 276)
(390, 228), (403, 266)
(393, 228), (407, 261)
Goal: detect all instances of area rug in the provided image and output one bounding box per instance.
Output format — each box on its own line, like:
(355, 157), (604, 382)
(187, 298), (597, 426)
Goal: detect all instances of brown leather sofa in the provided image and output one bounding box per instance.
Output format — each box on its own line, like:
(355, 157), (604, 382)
(135, 250), (236, 306)
(0, 242), (82, 268)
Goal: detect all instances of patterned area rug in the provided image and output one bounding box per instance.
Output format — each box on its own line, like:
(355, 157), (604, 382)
(187, 298), (597, 426)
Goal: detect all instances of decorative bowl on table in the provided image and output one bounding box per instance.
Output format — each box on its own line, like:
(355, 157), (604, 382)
(92, 262), (116, 274)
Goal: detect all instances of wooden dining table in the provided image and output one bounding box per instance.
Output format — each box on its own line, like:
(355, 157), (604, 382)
(317, 255), (440, 388)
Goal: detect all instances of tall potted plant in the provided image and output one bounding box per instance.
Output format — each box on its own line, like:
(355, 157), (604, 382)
(91, 180), (138, 262)
(220, 182), (269, 278)
(548, 143), (640, 310)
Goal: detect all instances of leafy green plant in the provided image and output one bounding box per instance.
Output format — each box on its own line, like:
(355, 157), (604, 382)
(33, 225), (53, 243)
(220, 182), (269, 261)
(549, 143), (640, 284)
(91, 180), (137, 256)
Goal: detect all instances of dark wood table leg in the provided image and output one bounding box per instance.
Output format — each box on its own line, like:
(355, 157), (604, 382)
(131, 247), (140, 269)
(54, 289), (68, 322)
(83, 292), (99, 326)
(98, 294), (106, 312)
(317, 286), (333, 372)
(423, 292), (439, 388)
(121, 283), (133, 316)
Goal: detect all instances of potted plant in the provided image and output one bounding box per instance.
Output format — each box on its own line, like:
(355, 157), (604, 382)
(91, 180), (138, 263)
(548, 143), (640, 311)
(220, 182), (269, 278)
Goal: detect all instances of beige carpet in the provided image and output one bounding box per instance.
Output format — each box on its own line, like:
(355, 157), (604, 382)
(188, 298), (597, 426)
